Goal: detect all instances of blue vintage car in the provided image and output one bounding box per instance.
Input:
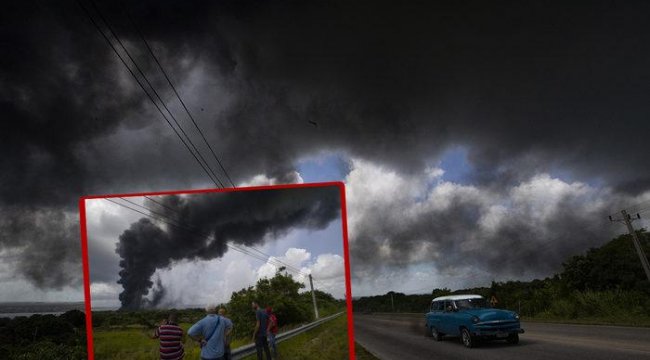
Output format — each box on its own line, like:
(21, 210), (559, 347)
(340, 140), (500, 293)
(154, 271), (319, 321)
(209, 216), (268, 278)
(425, 294), (524, 348)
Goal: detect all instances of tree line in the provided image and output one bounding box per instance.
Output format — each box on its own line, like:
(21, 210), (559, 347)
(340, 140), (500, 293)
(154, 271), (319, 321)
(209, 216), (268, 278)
(93, 271), (345, 339)
(0, 310), (87, 360)
(353, 229), (650, 323)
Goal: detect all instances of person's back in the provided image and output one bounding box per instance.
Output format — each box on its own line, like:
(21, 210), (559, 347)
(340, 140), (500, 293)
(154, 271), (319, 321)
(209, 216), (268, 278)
(153, 317), (184, 360)
(252, 301), (272, 360)
(268, 313), (278, 335)
(266, 309), (279, 358)
(256, 309), (269, 337)
(188, 310), (232, 360)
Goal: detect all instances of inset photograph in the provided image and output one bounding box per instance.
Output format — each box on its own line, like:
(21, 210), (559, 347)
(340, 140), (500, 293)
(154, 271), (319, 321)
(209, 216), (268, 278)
(79, 183), (353, 359)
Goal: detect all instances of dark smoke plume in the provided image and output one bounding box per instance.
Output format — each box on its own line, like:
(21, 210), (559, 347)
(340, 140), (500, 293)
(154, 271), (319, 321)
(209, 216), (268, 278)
(115, 186), (340, 310)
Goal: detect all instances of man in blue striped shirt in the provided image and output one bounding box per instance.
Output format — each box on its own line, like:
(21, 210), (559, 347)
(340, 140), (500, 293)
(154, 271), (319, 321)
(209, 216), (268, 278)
(189, 304), (233, 360)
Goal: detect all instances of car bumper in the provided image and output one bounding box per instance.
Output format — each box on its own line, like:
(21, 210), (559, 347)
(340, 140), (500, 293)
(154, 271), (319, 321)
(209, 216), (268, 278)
(471, 321), (524, 337)
(472, 328), (524, 336)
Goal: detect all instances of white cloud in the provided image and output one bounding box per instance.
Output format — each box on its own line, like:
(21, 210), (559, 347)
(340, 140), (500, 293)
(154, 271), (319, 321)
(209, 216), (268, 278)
(344, 158), (650, 295)
(239, 171), (304, 187)
(255, 248), (346, 299)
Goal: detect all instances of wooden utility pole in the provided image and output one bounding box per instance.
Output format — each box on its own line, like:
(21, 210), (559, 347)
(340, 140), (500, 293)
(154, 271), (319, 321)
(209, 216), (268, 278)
(621, 210), (650, 282)
(309, 274), (319, 319)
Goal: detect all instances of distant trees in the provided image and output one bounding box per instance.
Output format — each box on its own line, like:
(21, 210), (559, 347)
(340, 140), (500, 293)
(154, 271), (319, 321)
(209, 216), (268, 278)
(0, 310), (87, 359)
(228, 271), (341, 338)
(91, 307), (206, 328)
(561, 229), (650, 292)
(353, 230), (650, 322)
(90, 271), (343, 341)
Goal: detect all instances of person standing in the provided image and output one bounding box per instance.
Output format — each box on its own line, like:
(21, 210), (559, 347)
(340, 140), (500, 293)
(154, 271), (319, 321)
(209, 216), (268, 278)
(252, 301), (272, 360)
(266, 307), (279, 358)
(218, 307), (233, 360)
(189, 304), (233, 360)
(150, 313), (185, 360)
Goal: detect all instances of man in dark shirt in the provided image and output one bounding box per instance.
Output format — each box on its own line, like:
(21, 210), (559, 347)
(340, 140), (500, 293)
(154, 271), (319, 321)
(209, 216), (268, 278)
(251, 301), (272, 360)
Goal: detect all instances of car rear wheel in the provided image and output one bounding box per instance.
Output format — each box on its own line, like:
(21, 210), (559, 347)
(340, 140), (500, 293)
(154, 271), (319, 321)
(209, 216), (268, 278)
(506, 333), (519, 344)
(431, 326), (443, 341)
(461, 328), (474, 348)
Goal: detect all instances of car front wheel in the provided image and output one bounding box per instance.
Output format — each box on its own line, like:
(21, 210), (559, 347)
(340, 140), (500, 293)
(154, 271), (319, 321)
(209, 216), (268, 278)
(431, 326), (443, 341)
(461, 328), (474, 348)
(506, 333), (519, 344)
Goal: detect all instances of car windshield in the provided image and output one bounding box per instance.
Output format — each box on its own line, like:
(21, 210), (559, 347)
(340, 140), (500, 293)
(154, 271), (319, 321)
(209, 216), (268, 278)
(454, 298), (489, 310)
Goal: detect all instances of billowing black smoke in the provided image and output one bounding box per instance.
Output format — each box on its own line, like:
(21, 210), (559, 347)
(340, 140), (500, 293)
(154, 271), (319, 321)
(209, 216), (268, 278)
(115, 186), (340, 310)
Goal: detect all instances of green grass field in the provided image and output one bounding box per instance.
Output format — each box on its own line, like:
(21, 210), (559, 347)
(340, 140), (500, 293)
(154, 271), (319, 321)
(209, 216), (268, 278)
(241, 315), (378, 360)
(92, 323), (247, 360)
(93, 316), (377, 359)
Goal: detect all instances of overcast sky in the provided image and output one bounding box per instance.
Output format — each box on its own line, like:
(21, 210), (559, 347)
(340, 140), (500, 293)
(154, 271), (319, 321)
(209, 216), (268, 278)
(2, 0), (650, 303)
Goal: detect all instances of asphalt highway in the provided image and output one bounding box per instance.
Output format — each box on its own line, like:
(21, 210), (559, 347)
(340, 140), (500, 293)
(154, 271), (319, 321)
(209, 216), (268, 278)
(354, 313), (650, 360)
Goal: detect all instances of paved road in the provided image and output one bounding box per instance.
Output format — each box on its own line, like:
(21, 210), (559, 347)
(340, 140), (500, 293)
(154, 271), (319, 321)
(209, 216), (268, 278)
(354, 313), (650, 360)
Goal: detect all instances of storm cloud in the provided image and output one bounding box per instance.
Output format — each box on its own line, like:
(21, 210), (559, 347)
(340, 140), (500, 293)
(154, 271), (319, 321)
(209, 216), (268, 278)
(2, 0), (650, 292)
(346, 159), (649, 284)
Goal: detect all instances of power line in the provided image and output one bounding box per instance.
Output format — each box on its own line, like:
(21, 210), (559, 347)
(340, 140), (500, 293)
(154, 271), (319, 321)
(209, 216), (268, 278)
(114, 197), (296, 272)
(143, 195), (180, 214)
(125, 10), (237, 188)
(106, 197), (275, 268)
(79, 1), (329, 292)
(77, 0), (221, 188)
(139, 194), (311, 277)
(81, 0), (326, 284)
(609, 210), (650, 282)
(104, 198), (304, 275)
(105, 197), (312, 278)
(85, 0), (226, 188)
(608, 199), (650, 218)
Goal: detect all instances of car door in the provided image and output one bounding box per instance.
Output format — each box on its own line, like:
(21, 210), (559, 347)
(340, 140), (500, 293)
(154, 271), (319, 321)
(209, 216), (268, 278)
(440, 300), (454, 334)
(426, 301), (440, 330)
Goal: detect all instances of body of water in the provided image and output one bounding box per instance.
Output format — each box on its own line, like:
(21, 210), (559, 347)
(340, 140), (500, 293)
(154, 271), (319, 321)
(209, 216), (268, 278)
(1, 311), (67, 319)
(0, 302), (85, 319)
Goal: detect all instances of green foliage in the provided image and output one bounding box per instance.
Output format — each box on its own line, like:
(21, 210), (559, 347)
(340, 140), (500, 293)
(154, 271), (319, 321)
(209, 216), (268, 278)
(10, 341), (87, 360)
(538, 289), (650, 324)
(91, 270), (344, 358)
(92, 308), (206, 328)
(242, 314), (351, 360)
(561, 229), (650, 292)
(0, 310), (87, 359)
(228, 271), (315, 338)
(353, 230), (650, 326)
(354, 288), (467, 313)
(300, 290), (345, 318)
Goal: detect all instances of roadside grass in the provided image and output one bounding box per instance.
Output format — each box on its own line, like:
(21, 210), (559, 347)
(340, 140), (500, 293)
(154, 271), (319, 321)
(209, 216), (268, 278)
(523, 315), (650, 327)
(523, 290), (650, 327)
(92, 323), (247, 359)
(242, 315), (378, 360)
(92, 314), (379, 359)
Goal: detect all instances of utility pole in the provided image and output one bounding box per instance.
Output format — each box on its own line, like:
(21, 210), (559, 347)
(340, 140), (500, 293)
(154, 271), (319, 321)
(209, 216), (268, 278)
(391, 293), (394, 312)
(309, 274), (319, 319)
(611, 210), (650, 282)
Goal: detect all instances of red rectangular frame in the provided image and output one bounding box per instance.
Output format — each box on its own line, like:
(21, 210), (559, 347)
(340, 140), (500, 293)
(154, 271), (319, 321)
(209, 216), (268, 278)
(78, 181), (355, 359)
